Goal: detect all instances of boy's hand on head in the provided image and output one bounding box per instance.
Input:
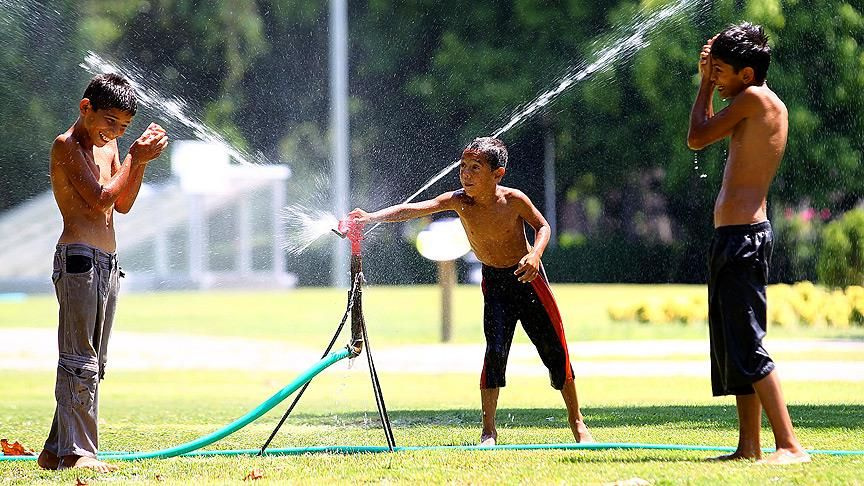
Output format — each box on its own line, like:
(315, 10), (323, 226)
(514, 253), (541, 283)
(130, 123), (169, 165)
(698, 36), (716, 83)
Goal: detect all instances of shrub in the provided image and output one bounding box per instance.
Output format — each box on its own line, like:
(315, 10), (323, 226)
(609, 281), (864, 328)
(772, 206), (826, 283)
(818, 208), (864, 287)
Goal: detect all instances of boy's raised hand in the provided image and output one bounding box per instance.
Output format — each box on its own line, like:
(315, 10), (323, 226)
(514, 252), (541, 283)
(130, 123), (168, 165)
(698, 36), (716, 82)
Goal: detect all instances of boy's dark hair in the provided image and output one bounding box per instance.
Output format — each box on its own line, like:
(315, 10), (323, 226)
(462, 137), (508, 170)
(82, 73), (137, 115)
(710, 22), (771, 85)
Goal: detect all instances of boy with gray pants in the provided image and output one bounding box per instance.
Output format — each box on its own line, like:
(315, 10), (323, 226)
(37, 73), (167, 472)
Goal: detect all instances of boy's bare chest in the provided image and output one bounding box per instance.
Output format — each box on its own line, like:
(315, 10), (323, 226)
(459, 204), (520, 236)
(80, 147), (114, 183)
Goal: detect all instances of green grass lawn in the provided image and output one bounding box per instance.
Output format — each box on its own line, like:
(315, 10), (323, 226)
(2, 285), (863, 484)
(3, 284), (864, 344)
(1, 370), (862, 484)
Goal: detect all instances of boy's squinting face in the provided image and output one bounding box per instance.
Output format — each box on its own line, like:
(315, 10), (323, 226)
(459, 152), (501, 197)
(710, 57), (750, 99)
(81, 100), (133, 147)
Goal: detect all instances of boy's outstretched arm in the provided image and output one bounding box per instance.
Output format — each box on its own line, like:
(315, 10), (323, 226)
(513, 191), (551, 283)
(349, 192), (457, 223)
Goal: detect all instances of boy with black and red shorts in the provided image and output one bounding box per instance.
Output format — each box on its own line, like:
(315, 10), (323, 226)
(350, 137), (592, 445)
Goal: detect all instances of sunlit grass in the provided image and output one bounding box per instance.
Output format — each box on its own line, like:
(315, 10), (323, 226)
(1, 371), (862, 484)
(3, 285), (862, 483)
(3, 285), (863, 345)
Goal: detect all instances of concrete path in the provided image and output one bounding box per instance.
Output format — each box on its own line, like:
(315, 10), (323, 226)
(2, 328), (862, 381)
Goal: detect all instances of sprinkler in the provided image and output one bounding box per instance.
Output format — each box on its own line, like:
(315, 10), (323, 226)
(332, 217), (364, 256)
(260, 215), (395, 454)
(332, 217), (366, 357)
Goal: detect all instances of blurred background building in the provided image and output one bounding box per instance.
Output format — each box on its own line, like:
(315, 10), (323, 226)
(0, 141), (293, 292)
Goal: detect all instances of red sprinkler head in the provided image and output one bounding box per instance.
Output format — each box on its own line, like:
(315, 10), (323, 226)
(334, 217), (365, 255)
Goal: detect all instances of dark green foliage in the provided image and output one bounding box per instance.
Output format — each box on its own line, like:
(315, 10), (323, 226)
(818, 209), (864, 287)
(544, 233), (686, 283)
(0, 0), (861, 283)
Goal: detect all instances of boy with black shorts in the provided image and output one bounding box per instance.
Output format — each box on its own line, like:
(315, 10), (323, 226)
(687, 23), (809, 464)
(37, 73), (168, 472)
(349, 137), (592, 445)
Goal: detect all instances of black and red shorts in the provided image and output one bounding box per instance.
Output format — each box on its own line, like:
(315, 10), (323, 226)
(480, 264), (574, 390)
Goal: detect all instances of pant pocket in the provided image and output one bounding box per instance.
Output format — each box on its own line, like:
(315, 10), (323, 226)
(66, 255), (94, 274)
(57, 355), (98, 410)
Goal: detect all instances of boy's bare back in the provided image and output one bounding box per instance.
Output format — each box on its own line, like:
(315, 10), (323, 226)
(714, 84), (787, 227)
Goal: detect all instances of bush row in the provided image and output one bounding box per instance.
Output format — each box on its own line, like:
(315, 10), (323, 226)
(608, 282), (864, 328)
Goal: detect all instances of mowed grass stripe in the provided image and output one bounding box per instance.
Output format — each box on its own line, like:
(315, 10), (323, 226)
(3, 285), (864, 344)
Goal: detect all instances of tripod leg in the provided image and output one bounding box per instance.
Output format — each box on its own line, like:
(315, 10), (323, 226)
(361, 316), (396, 450)
(258, 283), (360, 455)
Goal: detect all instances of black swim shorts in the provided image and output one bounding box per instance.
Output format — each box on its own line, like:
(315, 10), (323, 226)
(480, 264), (574, 390)
(708, 220), (775, 396)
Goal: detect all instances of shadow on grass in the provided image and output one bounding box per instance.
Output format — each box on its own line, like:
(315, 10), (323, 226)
(560, 453), (707, 464)
(829, 333), (864, 341)
(289, 404), (864, 431)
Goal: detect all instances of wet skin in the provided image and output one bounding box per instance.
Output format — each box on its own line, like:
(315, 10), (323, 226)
(348, 150), (592, 444)
(688, 36), (810, 465)
(349, 153), (548, 282)
(687, 38), (788, 228)
(51, 99), (168, 252)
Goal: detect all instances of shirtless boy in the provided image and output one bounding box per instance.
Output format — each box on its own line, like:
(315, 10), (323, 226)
(687, 22), (810, 464)
(349, 137), (592, 445)
(37, 73), (168, 472)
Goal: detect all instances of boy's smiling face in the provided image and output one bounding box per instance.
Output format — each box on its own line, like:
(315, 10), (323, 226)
(80, 99), (133, 147)
(710, 56), (754, 99)
(459, 152), (504, 197)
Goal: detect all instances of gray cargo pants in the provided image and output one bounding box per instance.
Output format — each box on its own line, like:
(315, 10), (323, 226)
(43, 243), (119, 459)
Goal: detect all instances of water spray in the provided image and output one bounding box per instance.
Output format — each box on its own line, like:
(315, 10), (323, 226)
(363, 0), (698, 239)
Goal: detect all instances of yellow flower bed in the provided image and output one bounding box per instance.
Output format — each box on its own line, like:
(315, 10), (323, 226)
(607, 282), (864, 327)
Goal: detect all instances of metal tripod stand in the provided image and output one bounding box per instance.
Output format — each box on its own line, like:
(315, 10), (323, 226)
(258, 219), (395, 455)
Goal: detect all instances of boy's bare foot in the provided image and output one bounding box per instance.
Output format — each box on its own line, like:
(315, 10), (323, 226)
(569, 419), (594, 443)
(37, 450), (60, 470)
(706, 448), (761, 461)
(59, 455), (118, 473)
(758, 449), (811, 465)
(479, 431), (497, 446)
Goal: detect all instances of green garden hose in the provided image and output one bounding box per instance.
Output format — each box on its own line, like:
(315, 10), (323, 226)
(0, 348), (350, 463)
(2, 345), (861, 461)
